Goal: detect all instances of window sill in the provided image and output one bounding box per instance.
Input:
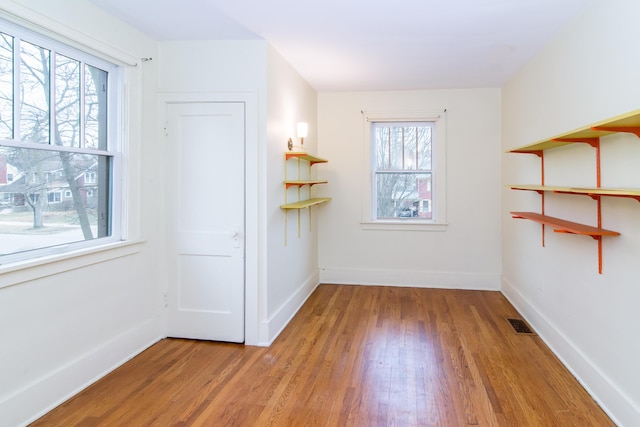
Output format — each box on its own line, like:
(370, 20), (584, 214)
(0, 240), (145, 290)
(360, 221), (448, 231)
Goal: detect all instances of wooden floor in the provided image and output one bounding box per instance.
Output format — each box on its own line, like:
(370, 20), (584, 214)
(32, 285), (613, 426)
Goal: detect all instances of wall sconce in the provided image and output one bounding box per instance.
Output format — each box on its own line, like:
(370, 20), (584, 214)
(287, 122), (309, 151)
(297, 122), (308, 146)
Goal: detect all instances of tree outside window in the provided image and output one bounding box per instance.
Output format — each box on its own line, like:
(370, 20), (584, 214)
(372, 121), (434, 220)
(0, 21), (120, 259)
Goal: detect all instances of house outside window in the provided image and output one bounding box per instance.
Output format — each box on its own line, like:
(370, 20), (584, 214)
(0, 18), (122, 261)
(362, 111), (447, 231)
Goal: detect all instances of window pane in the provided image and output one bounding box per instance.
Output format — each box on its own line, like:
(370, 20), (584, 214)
(374, 126), (389, 169)
(417, 126), (432, 170)
(0, 32), (13, 139)
(85, 64), (107, 150)
(55, 54), (80, 147)
(376, 172), (431, 219)
(389, 127), (403, 170)
(374, 122), (432, 172)
(20, 40), (50, 143)
(0, 146), (111, 256)
(403, 126), (417, 170)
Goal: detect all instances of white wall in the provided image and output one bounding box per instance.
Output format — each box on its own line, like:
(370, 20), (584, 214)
(0, 1), (162, 426)
(318, 89), (502, 289)
(264, 45), (319, 342)
(158, 40), (267, 345)
(502, 0), (640, 425)
(158, 40), (267, 92)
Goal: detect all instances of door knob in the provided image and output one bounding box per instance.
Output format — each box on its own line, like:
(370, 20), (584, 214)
(231, 226), (241, 248)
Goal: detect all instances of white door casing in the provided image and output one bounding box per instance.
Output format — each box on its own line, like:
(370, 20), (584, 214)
(166, 101), (245, 342)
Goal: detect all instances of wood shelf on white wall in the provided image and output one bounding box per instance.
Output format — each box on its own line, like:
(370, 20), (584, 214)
(281, 151), (330, 245)
(508, 109), (640, 274)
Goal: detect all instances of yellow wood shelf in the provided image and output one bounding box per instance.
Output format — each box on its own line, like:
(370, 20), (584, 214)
(511, 212), (619, 237)
(284, 152), (328, 165)
(509, 184), (640, 200)
(284, 179), (328, 189)
(569, 187), (640, 198)
(282, 151), (330, 244)
(509, 184), (572, 193)
(281, 197), (331, 210)
(508, 109), (640, 153)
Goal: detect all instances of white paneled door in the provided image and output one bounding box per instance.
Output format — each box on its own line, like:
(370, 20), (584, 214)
(166, 102), (245, 342)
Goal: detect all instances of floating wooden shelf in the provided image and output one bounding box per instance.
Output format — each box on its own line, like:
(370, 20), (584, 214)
(510, 212), (619, 237)
(284, 179), (328, 189)
(281, 197), (332, 210)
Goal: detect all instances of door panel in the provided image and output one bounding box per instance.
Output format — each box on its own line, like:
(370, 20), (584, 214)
(166, 102), (245, 343)
(178, 231), (230, 256)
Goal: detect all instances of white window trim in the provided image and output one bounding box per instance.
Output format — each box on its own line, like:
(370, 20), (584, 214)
(361, 110), (447, 231)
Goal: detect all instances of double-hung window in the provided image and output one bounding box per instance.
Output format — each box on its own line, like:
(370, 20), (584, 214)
(363, 112), (446, 230)
(0, 19), (122, 262)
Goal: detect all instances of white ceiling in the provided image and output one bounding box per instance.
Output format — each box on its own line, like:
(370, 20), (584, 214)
(88, 0), (590, 91)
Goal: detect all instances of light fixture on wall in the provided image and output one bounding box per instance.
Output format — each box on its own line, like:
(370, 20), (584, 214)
(287, 122), (309, 151)
(297, 122), (308, 146)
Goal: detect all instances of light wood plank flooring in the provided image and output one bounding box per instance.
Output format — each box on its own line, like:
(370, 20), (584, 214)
(32, 285), (614, 426)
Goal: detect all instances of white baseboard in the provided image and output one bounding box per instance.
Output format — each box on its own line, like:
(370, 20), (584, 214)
(501, 277), (639, 427)
(319, 267), (500, 290)
(2, 318), (162, 427)
(258, 270), (320, 346)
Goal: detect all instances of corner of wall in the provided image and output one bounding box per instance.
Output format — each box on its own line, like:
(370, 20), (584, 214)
(2, 322), (162, 427)
(500, 277), (638, 427)
(259, 270), (321, 346)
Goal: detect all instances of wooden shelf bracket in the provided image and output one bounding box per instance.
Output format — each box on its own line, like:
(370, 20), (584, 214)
(591, 126), (640, 138)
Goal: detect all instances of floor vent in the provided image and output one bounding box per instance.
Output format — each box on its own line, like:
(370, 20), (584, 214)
(507, 318), (536, 335)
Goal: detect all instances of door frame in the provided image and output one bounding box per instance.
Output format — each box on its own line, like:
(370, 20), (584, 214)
(159, 91), (261, 345)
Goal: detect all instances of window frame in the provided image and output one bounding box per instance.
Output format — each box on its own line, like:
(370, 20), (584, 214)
(47, 191), (61, 203)
(0, 18), (124, 265)
(361, 111), (447, 231)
